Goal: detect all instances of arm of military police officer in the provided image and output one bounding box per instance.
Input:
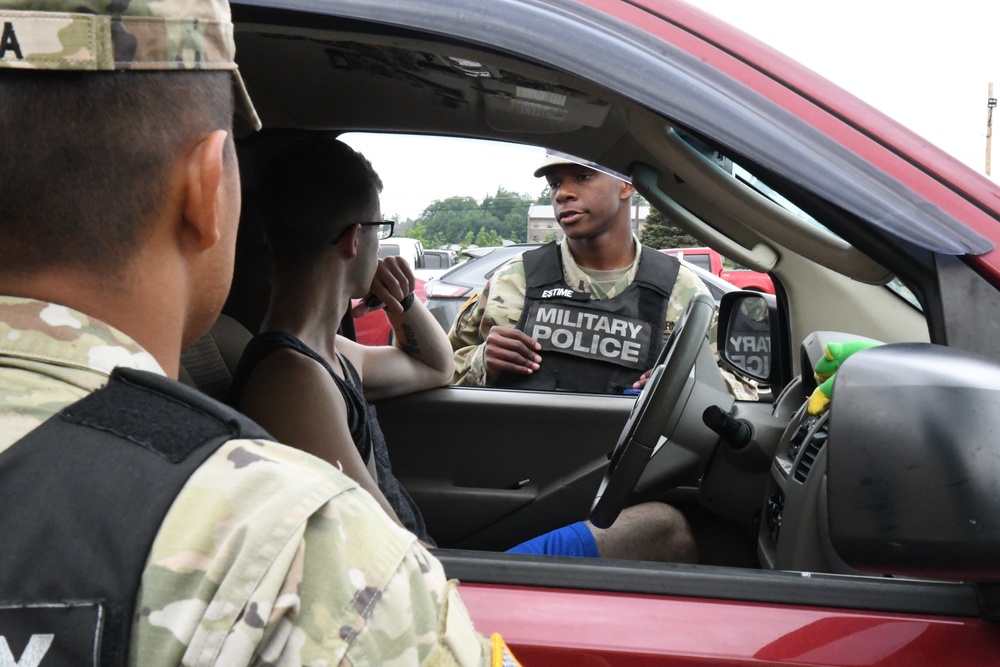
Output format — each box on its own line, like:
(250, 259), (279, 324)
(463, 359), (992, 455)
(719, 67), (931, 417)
(631, 264), (713, 390)
(346, 256), (455, 401)
(450, 261), (542, 386)
(631, 264), (760, 399)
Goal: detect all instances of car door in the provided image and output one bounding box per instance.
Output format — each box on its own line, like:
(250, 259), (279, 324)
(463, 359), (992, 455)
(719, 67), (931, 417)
(231, 0), (1000, 662)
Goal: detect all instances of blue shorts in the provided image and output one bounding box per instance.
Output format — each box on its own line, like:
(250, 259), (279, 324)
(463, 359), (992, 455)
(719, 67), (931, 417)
(505, 521), (599, 558)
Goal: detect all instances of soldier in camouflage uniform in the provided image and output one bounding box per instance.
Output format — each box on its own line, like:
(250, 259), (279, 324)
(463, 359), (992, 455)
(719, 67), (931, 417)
(446, 154), (713, 562)
(450, 237), (711, 387)
(450, 153), (757, 400)
(0, 1), (514, 665)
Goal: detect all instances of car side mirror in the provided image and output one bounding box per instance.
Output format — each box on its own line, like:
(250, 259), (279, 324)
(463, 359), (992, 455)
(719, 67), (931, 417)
(828, 343), (1000, 584)
(717, 291), (785, 389)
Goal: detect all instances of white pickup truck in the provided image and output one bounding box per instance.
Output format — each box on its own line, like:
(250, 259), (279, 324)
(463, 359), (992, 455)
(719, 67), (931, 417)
(379, 238), (458, 281)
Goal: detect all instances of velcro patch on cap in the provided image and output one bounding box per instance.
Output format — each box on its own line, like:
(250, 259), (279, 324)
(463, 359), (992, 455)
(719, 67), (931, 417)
(0, 10), (237, 71)
(0, 12), (111, 70)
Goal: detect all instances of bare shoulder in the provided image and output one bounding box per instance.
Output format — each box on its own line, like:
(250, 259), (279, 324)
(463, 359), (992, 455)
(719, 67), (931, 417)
(239, 346), (345, 424)
(244, 346), (332, 393)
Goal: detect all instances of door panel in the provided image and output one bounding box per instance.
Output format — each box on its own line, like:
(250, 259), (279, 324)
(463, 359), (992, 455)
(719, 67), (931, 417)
(375, 386), (633, 549)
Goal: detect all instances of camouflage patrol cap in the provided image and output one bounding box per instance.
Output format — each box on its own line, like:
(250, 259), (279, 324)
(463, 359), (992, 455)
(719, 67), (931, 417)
(0, 0), (260, 132)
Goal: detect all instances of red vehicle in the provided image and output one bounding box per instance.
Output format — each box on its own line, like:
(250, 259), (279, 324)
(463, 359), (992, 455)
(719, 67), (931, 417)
(214, 0), (1000, 662)
(662, 247), (775, 293)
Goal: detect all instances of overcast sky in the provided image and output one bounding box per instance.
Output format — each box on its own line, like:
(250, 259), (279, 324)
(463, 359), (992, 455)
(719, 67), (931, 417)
(343, 1), (1000, 221)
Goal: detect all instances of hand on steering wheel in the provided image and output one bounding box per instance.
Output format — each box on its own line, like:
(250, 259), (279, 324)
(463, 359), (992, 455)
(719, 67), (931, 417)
(590, 293), (715, 528)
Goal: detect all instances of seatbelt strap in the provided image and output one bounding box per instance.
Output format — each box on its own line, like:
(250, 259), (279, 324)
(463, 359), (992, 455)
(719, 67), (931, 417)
(0, 367), (270, 667)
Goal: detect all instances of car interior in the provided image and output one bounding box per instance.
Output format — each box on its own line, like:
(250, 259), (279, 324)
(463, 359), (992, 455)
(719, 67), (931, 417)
(175, 1), (1000, 611)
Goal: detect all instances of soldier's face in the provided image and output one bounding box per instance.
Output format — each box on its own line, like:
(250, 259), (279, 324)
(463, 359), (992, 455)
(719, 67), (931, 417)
(546, 165), (632, 241)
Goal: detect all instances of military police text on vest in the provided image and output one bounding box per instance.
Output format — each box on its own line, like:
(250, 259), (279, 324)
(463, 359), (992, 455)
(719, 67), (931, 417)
(525, 303), (653, 369)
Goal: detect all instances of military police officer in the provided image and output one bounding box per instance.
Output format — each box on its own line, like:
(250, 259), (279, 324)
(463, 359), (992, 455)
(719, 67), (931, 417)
(0, 1), (509, 665)
(451, 152), (724, 394)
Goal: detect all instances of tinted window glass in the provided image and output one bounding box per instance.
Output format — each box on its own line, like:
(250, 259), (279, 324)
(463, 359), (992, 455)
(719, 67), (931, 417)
(687, 255), (711, 272)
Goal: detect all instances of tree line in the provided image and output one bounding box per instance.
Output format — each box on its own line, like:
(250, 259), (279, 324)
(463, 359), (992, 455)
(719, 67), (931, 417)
(398, 187), (545, 247)
(399, 187), (700, 250)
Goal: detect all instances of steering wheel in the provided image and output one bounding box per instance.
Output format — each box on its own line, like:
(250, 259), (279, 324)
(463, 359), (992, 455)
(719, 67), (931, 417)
(590, 292), (715, 528)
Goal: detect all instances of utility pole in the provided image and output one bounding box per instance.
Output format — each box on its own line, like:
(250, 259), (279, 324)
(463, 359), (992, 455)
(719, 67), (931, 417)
(987, 82), (997, 176)
(634, 195), (640, 235)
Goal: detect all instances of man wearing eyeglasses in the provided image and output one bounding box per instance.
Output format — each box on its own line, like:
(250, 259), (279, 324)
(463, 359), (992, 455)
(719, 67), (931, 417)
(231, 137), (454, 542)
(234, 136), (696, 565)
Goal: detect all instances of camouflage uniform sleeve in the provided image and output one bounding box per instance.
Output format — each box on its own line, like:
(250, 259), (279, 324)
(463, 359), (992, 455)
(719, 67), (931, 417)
(132, 438), (495, 666)
(663, 265), (759, 401)
(449, 259), (527, 387)
(662, 263), (713, 338)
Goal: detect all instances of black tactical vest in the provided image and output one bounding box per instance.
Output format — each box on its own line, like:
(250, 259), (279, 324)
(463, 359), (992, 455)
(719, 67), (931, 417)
(0, 368), (270, 667)
(498, 243), (680, 393)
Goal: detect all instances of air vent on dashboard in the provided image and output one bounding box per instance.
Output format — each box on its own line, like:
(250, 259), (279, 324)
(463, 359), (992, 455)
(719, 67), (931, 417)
(793, 422), (828, 483)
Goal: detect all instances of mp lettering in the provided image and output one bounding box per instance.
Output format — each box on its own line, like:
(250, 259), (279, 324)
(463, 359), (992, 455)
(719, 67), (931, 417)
(0, 634), (53, 667)
(0, 22), (23, 60)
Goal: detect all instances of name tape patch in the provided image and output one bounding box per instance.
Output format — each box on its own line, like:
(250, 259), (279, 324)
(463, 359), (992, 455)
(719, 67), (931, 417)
(0, 13), (105, 70)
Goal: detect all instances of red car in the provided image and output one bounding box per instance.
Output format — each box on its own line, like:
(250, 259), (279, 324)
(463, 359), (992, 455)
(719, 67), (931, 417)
(661, 247), (776, 294)
(221, 0), (1000, 662)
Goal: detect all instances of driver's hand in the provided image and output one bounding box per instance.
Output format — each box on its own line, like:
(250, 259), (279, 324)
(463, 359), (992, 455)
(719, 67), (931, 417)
(352, 257), (415, 317)
(484, 326), (542, 385)
(633, 369), (653, 390)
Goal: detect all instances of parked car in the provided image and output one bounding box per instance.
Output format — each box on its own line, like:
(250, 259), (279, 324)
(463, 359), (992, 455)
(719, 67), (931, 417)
(425, 249), (461, 270)
(218, 0), (1000, 661)
(378, 237), (425, 270)
(661, 246), (775, 293)
(423, 244), (541, 331)
(413, 249), (459, 282)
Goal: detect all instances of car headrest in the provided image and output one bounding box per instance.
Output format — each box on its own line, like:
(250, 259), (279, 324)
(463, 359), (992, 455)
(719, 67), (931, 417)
(180, 314), (254, 404)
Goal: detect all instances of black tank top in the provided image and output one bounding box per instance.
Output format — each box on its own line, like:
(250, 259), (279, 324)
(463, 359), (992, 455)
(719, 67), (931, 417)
(231, 331), (432, 543)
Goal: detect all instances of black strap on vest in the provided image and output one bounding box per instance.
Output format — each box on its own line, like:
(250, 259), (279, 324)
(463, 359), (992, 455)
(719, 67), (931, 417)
(0, 367), (270, 667)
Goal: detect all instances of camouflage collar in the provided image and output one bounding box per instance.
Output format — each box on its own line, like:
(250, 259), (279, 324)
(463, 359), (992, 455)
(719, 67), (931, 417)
(0, 295), (164, 378)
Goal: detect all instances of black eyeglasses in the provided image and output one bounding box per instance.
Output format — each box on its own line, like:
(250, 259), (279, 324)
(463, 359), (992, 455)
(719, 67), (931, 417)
(331, 220), (394, 244)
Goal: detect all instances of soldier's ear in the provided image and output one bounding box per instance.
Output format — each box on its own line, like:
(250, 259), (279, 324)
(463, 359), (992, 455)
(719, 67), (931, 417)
(619, 180), (635, 201)
(182, 130), (229, 250)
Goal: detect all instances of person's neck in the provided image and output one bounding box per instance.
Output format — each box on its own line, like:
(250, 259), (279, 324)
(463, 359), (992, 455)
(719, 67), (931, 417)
(566, 227), (636, 271)
(261, 270), (349, 359)
(0, 267), (187, 378)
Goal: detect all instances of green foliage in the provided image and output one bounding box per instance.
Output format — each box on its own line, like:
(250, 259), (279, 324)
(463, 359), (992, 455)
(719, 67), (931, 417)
(640, 207), (699, 249)
(405, 187), (535, 247)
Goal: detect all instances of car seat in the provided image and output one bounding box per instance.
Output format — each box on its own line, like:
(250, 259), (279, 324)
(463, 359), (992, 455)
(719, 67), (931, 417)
(179, 314), (253, 403)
